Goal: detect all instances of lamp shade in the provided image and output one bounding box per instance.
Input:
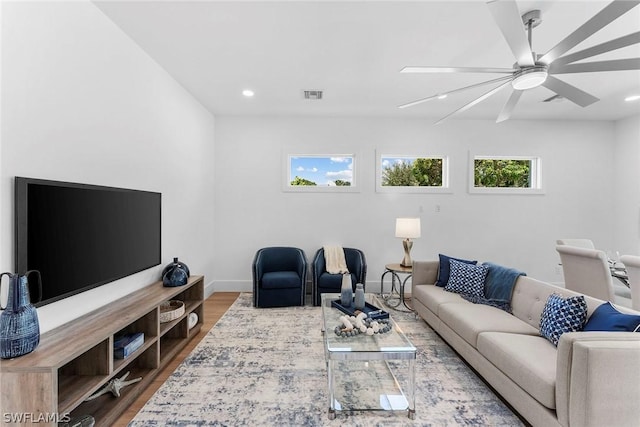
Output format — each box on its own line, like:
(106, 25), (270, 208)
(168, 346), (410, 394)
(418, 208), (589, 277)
(395, 218), (421, 239)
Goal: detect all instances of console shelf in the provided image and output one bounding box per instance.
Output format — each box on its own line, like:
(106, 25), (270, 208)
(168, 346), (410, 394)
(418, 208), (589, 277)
(0, 275), (204, 427)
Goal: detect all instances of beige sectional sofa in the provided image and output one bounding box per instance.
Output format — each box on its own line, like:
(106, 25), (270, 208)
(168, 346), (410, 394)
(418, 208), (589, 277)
(411, 260), (640, 427)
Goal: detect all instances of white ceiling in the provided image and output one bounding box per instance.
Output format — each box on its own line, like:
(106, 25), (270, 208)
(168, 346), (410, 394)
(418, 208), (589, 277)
(94, 0), (640, 121)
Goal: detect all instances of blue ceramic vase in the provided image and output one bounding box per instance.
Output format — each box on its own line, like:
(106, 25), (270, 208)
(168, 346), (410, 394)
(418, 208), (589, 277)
(0, 271), (41, 359)
(162, 257), (190, 287)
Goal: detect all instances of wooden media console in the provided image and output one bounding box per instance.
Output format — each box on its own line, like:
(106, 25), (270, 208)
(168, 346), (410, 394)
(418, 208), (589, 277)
(0, 275), (204, 426)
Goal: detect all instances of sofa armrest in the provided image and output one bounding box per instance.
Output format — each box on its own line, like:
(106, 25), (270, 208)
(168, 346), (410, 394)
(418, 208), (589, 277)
(412, 260), (439, 286)
(556, 332), (640, 427)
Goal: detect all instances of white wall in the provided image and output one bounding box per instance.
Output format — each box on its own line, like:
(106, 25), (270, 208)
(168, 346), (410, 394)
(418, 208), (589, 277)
(1, 1), (215, 332)
(613, 115), (640, 255)
(213, 116), (619, 291)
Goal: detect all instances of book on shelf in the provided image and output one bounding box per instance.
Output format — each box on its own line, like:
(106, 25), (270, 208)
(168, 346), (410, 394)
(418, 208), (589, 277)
(114, 332), (144, 359)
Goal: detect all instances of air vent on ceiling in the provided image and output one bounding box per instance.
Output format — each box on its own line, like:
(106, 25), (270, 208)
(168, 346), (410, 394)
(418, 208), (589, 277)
(304, 90), (323, 100)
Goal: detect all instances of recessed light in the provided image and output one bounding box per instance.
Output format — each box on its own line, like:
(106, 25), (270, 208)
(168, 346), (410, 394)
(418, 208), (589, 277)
(624, 94), (640, 102)
(242, 89), (254, 97)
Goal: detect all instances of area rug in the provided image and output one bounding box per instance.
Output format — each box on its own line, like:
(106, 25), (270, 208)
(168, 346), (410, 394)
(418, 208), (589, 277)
(129, 293), (525, 426)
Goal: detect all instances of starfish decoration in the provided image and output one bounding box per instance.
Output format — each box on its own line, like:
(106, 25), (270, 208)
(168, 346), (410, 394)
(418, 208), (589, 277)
(85, 371), (142, 401)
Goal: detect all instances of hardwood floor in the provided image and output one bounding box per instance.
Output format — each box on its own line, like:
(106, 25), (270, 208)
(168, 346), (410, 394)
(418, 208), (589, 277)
(112, 291), (240, 427)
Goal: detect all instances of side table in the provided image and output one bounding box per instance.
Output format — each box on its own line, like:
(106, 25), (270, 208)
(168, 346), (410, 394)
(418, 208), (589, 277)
(380, 263), (413, 312)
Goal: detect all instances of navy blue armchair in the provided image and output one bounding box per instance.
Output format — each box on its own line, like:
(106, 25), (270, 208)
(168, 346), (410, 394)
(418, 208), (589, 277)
(312, 248), (366, 306)
(252, 247), (307, 308)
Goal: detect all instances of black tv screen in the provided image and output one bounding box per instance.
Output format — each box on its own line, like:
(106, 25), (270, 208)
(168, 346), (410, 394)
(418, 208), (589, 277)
(15, 177), (161, 307)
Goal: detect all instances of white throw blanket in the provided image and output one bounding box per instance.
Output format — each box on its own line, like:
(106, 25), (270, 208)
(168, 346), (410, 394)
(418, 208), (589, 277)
(323, 245), (349, 274)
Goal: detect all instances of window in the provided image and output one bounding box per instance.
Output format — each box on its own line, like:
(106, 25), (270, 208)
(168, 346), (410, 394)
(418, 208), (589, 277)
(469, 154), (543, 194)
(376, 154), (450, 193)
(285, 154), (357, 192)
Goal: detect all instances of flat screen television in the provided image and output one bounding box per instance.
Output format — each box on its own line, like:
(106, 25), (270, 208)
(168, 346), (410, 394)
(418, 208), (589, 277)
(15, 177), (161, 307)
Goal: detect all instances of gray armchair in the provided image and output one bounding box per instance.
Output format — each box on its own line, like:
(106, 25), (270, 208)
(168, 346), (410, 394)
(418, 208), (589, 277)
(312, 247), (366, 306)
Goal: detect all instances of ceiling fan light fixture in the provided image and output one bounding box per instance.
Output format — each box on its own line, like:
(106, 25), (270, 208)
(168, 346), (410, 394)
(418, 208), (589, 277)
(511, 67), (548, 90)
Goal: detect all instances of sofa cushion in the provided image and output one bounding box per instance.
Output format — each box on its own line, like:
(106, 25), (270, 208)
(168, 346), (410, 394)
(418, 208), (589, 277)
(477, 332), (558, 409)
(261, 271), (302, 289)
(412, 285), (465, 317)
(438, 302), (539, 348)
(583, 302), (640, 332)
(540, 294), (588, 346)
(444, 259), (488, 297)
(435, 254), (477, 287)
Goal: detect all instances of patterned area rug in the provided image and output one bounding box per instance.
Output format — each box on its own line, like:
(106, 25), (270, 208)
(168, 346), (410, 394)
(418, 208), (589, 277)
(129, 293), (524, 426)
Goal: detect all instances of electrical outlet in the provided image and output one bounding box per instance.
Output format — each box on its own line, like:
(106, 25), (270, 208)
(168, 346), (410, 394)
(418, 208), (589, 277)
(435, 204), (441, 213)
(555, 265), (562, 276)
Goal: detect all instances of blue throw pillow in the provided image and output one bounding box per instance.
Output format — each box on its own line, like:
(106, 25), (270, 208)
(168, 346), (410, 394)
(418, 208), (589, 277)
(444, 259), (488, 298)
(583, 302), (640, 332)
(539, 294), (588, 346)
(436, 254), (477, 287)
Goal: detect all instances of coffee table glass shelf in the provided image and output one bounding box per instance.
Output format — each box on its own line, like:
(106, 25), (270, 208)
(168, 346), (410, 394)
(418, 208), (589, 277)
(321, 293), (416, 419)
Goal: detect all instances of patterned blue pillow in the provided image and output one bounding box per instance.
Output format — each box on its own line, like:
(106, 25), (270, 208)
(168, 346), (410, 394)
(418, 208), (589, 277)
(539, 294), (588, 346)
(444, 259), (488, 298)
(436, 254), (477, 287)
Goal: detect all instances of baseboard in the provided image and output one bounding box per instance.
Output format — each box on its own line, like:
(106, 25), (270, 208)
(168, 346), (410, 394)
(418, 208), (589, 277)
(208, 280), (383, 295)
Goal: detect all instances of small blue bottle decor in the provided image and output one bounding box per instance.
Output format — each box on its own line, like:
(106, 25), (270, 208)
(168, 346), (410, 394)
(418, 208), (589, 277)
(0, 271), (41, 359)
(162, 257), (190, 287)
(340, 273), (353, 306)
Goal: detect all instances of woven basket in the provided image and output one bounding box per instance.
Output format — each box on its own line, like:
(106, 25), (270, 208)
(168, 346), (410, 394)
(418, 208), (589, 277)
(160, 300), (185, 323)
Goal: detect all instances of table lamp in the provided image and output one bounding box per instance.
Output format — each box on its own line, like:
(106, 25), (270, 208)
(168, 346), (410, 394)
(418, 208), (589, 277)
(395, 217), (421, 267)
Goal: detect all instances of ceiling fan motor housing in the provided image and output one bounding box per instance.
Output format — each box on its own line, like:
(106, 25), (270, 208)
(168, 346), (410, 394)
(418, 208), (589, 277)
(512, 65), (549, 90)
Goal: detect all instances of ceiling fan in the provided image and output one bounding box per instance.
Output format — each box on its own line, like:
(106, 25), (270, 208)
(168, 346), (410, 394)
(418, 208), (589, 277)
(399, 0), (640, 123)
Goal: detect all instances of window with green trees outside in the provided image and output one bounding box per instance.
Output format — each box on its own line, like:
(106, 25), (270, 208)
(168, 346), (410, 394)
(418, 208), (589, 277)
(471, 155), (542, 193)
(379, 156), (448, 192)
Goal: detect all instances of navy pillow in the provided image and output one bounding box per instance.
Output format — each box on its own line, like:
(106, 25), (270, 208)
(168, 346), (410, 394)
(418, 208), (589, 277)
(583, 302), (640, 332)
(436, 254), (477, 287)
(539, 293), (588, 346)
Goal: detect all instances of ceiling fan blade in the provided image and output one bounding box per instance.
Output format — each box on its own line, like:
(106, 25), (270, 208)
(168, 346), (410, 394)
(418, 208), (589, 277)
(539, 0), (640, 65)
(551, 58), (640, 74)
(435, 79), (512, 125)
(542, 76), (599, 107)
(486, 0), (535, 67)
(496, 90), (523, 123)
(551, 31), (640, 67)
(401, 66), (514, 74)
(398, 76), (512, 109)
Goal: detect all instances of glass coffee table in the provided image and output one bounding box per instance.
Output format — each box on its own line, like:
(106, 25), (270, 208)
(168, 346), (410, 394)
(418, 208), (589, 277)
(321, 293), (416, 419)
